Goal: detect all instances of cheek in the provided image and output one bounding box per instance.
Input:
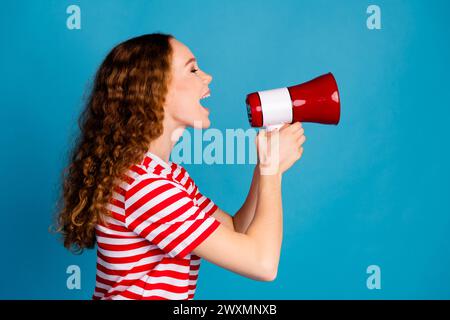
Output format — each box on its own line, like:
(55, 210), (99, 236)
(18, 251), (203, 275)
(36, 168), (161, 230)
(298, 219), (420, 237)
(166, 82), (187, 104)
(179, 73), (203, 93)
(165, 90), (195, 118)
(174, 80), (202, 106)
(164, 76), (204, 120)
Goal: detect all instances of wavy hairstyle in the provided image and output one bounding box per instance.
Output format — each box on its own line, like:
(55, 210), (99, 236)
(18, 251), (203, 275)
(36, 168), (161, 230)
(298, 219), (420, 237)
(55, 33), (174, 253)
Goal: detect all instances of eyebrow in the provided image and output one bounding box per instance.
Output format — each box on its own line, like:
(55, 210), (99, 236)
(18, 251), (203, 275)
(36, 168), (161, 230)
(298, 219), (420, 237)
(184, 57), (196, 67)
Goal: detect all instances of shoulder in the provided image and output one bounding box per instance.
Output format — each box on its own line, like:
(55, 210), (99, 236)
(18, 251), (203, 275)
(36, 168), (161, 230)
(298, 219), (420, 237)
(126, 171), (183, 198)
(120, 161), (174, 194)
(169, 161), (198, 192)
(169, 161), (190, 179)
(123, 173), (192, 219)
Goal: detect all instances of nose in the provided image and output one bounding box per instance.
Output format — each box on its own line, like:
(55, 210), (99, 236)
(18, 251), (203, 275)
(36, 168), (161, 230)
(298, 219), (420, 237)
(202, 71), (213, 85)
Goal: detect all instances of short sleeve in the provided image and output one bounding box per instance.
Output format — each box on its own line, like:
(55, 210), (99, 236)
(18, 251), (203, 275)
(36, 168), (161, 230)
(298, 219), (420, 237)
(194, 187), (218, 216)
(124, 178), (221, 259)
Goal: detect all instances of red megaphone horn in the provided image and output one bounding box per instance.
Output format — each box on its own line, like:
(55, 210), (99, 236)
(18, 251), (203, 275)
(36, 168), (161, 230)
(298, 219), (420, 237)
(245, 73), (341, 129)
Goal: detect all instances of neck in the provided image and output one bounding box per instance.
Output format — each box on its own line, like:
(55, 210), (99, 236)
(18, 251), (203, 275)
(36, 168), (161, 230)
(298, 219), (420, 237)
(147, 116), (185, 163)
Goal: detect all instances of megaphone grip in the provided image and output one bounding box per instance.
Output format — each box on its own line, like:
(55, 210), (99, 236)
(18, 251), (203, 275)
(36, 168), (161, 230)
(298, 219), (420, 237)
(266, 123), (285, 132)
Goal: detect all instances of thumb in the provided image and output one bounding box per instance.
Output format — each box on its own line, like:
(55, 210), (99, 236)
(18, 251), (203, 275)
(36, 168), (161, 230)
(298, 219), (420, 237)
(257, 128), (267, 139)
(256, 128), (268, 150)
(255, 128), (263, 148)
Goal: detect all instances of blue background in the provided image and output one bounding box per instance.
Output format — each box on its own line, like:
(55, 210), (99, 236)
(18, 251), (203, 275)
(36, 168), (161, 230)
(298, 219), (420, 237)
(1, 0), (449, 299)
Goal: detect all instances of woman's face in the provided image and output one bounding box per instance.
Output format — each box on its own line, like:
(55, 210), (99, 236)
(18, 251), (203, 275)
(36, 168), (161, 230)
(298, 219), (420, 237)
(164, 38), (213, 129)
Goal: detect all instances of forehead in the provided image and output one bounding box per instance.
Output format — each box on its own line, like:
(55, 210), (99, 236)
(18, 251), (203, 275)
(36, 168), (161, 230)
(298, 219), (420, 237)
(170, 38), (195, 70)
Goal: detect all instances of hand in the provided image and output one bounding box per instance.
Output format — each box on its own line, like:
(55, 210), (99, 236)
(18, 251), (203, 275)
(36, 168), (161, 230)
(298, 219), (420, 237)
(256, 122), (306, 176)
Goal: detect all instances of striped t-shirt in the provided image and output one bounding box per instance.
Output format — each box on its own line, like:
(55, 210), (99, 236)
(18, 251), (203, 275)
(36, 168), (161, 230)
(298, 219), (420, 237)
(92, 150), (221, 300)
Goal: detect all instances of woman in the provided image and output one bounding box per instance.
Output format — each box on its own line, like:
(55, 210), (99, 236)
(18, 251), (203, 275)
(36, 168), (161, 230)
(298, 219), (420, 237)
(56, 33), (306, 300)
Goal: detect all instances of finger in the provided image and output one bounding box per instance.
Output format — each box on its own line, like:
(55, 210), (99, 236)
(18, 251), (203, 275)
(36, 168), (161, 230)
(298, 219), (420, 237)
(298, 135), (306, 145)
(257, 134), (268, 163)
(289, 121), (302, 131)
(296, 134), (306, 145)
(258, 128), (266, 139)
(278, 123), (291, 132)
(293, 128), (305, 139)
(256, 130), (265, 150)
(294, 147), (304, 160)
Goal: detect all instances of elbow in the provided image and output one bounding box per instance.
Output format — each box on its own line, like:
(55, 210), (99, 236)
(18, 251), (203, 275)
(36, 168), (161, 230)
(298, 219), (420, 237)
(252, 240), (279, 281)
(259, 261), (278, 282)
(262, 271), (277, 282)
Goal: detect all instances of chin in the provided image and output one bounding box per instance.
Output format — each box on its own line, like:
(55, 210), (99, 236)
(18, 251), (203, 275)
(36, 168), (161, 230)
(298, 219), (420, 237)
(189, 116), (211, 129)
(202, 113), (212, 128)
(203, 119), (211, 128)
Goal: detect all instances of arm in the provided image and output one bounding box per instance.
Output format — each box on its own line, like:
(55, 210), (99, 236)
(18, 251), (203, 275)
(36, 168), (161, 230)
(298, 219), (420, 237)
(193, 171), (282, 281)
(192, 123), (305, 281)
(210, 164), (260, 233)
(233, 164), (260, 233)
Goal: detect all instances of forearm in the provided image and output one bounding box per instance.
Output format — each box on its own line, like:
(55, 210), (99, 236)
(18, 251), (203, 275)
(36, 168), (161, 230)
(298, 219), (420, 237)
(233, 165), (260, 233)
(245, 171), (283, 273)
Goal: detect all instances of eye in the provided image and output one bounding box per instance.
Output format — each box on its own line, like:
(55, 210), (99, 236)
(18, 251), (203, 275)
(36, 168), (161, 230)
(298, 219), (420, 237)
(191, 68), (199, 73)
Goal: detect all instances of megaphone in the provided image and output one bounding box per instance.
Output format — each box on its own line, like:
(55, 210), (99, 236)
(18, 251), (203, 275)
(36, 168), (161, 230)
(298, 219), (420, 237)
(245, 73), (340, 130)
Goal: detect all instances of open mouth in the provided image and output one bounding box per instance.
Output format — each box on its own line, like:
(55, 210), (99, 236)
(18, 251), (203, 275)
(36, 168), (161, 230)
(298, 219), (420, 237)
(200, 90), (211, 112)
(200, 90), (211, 100)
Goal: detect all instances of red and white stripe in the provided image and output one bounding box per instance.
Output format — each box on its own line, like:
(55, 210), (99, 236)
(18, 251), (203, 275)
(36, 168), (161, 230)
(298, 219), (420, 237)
(92, 151), (219, 300)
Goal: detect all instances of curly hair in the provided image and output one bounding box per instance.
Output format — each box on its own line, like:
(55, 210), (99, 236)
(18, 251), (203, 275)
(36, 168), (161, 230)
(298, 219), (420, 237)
(55, 33), (174, 253)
